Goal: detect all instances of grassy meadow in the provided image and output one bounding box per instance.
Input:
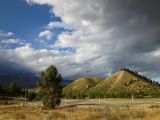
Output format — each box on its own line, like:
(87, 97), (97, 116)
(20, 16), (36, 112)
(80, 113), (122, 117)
(0, 104), (160, 120)
(0, 98), (160, 120)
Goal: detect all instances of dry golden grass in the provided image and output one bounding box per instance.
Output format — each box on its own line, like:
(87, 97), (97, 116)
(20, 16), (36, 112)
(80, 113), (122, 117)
(0, 104), (160, 120)
(63, 77), (103, 92)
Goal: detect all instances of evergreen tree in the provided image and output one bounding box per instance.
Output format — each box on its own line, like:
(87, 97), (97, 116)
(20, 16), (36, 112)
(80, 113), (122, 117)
(7, 81), (21, 97)
(41, 65), (63, 108)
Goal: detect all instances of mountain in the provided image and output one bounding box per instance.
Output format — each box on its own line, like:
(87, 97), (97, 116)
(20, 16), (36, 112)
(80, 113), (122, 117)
(87, 69), (160, 98)
(60, 80), (74, 87)
(0, 57), (73, 89)
(0, 73), (39, 89)
(0, 58), (40, 89)
(62, 78), (104, 98)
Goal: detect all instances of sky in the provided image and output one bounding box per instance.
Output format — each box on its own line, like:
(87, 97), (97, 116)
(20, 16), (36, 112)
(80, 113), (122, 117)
(0, 0), (160, 81)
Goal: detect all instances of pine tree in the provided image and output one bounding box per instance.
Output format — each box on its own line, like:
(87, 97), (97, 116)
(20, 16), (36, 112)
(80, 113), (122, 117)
(41, 65), (63, 108)
(7, 81), (21, 97)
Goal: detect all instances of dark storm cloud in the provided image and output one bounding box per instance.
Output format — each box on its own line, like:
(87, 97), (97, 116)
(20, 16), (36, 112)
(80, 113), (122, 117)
(93, 0), (160, 78)
(101, 0), (160, 52)
(0, 57), (35, 75)
(92, 0), (160, 79)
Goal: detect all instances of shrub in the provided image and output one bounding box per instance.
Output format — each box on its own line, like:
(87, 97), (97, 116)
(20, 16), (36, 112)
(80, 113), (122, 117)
(27, 92), (36, 101)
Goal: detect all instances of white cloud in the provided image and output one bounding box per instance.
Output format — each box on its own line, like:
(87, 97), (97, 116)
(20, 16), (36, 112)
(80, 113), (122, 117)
(0, 39), (20, 44)
(47, 21), (74, 30)
(150, 49), (160, 57)
(38, 30), (53, 40)
(0, 31), (14, 37)
(0, 45), (77, 79)
(15, 45), (34, 58)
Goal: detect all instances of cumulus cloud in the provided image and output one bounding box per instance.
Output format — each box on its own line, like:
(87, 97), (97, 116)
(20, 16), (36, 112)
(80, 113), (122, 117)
(0, 45), (77, 79)
(38, 30), (53, 40)
(0, 31), (14, 37)
(0, 38), (20, 44)
(2, 0), (159, 80)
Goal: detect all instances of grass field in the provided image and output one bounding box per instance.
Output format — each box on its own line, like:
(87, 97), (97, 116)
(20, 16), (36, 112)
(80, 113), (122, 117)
(61, 98), (160, 107)
(62, 98), (160, 103)
(0, 98), (160, 120)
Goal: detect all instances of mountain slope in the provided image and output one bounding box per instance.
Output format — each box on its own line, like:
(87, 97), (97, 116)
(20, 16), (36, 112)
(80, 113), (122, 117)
(87, 69), (160, 98)
(62, 78), (103, 98)
(0, 74), (38, 88)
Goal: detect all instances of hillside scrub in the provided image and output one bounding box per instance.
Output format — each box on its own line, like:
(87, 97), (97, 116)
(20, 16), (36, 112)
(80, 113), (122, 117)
(62, 78), (103, 99)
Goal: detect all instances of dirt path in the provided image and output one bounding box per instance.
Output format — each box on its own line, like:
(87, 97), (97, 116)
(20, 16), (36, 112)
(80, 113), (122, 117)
(109, 71), (124, 91)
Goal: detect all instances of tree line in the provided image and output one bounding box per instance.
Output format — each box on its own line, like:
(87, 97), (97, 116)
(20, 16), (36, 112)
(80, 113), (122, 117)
(0, 81), (22, 98)
(121, 68), (160, 86)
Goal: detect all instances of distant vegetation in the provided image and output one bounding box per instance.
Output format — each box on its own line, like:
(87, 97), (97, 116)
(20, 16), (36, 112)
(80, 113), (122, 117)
(121, 68), (160, 86)
(7, 81), (21, 97)
(0, 81), (23, 99)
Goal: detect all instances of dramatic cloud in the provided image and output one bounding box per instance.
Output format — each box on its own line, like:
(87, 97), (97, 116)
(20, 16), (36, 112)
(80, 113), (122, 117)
(0, 45), (77, 79)
(38, 30), (53, 40)
(2, 0), (160, 80)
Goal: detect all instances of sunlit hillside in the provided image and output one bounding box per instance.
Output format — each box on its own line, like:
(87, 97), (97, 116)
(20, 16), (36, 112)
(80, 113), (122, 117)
(63, 78), (103, 98)
(87, 69), (160, 98)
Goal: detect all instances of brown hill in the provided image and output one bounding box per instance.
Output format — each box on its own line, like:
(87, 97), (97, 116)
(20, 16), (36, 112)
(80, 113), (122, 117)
(62, 78), (104, 98)
(87, 69), (160, 98)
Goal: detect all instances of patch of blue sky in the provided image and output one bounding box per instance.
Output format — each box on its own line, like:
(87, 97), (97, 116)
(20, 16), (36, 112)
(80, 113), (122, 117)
(0, 0), (53, 46)
(58, 47), (76, 54)
(33, 27), (74, 49)
(0, 0), (75, 54)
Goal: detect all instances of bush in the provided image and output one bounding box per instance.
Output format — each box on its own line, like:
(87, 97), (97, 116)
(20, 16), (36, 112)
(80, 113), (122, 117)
(27, 92), (36, 101)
